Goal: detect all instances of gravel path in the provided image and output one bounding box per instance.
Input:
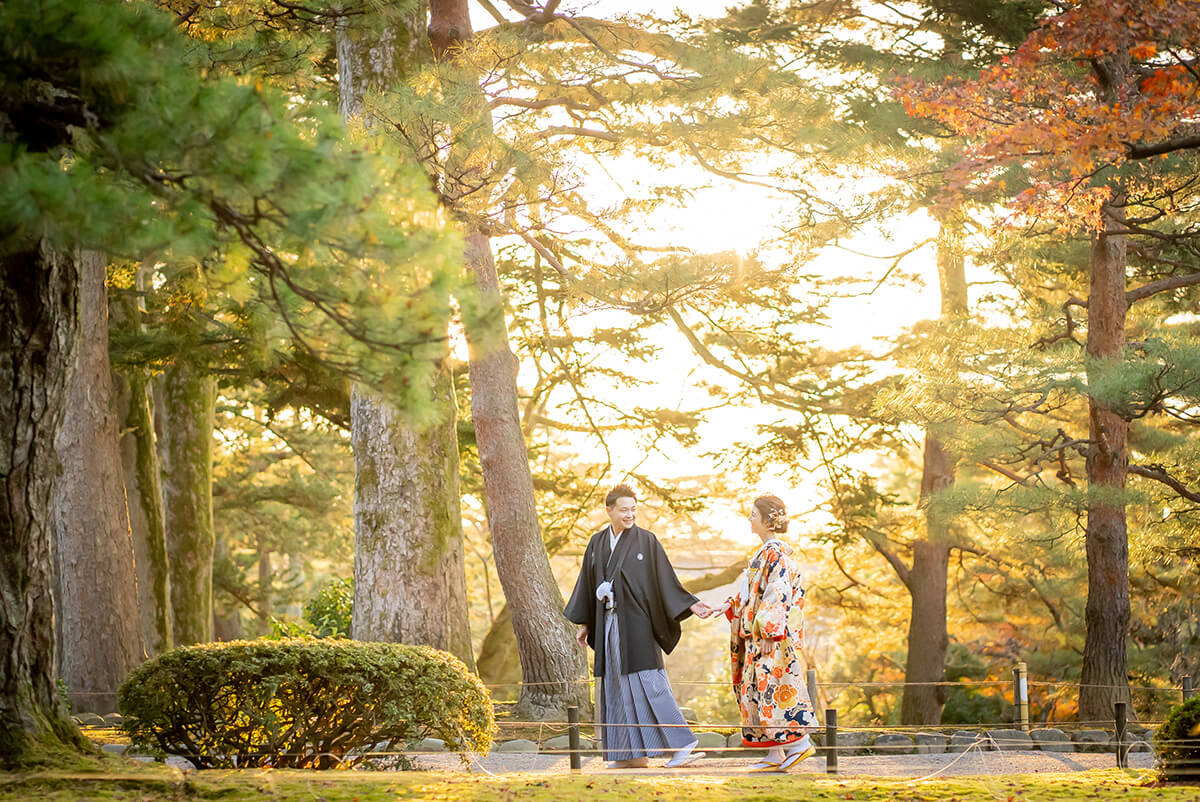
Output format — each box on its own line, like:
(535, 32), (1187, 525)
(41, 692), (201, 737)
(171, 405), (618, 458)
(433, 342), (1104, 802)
(412, 749), (1156, 777)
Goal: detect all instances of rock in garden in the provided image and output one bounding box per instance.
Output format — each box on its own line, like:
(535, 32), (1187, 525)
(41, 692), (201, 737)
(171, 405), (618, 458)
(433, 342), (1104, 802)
(100, 744), (128, 756)
(987, 729), (1034, 751)
(541, 735), (595, 752)
(871, 734), (914, 755)
(414, 738), (446, 752)
(678, 707), (697, 723)
(914, 733), (948, 754)
(1030, 727), (1073, 753)
(949, 730), (985, 752)
(833, 730), (872, 756)
(1072, 729), (1112, 753)
(696, 731), (727, 749)
(1125, 728), (1154, 754)
(493, 739), (539, 753)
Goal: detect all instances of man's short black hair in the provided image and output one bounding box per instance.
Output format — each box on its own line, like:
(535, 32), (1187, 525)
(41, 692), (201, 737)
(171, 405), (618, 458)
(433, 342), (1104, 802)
(605, 483), (637, 508)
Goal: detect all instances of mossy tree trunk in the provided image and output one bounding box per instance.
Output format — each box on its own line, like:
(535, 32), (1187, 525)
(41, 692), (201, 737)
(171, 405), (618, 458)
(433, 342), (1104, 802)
(0, 242), (90, 765)
(109, 278), (173, 656)
(337, 2), (475, 669)
(349, 380), (475, 666)
(51, 251), (147, 713)
(159, 359), (216, 646)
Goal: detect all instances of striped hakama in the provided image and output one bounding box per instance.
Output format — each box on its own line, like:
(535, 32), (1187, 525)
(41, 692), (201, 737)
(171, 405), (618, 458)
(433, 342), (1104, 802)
(597, 608), (695, 761)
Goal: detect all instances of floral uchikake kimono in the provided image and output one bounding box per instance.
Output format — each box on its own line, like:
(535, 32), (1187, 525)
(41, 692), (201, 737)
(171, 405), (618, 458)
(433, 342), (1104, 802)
(725, 539), (817, 747)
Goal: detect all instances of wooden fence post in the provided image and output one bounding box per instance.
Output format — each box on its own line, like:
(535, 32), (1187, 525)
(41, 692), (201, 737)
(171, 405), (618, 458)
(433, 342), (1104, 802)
(1114, 701), (1128, 769)
(1013, 662), (1029, 731)
(567, 705), (581, 772)
(825, 708), (838, 775)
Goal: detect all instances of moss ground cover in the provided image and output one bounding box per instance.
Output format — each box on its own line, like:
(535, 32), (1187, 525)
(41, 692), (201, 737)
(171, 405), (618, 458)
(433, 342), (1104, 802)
(1, 765), (1198, 801)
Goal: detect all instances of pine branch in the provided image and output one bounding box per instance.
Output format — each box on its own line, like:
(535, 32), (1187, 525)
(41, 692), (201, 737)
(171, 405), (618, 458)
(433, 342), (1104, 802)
(1126, 134), (1200, 160)
(535, 125), (618, 141)
(863, 530), (912, 589)
(681, 560), (748, 594)
(976, 459), (1032, 486)
(1126, 271), (1200, 305)
(1129, 464), (1200, 503)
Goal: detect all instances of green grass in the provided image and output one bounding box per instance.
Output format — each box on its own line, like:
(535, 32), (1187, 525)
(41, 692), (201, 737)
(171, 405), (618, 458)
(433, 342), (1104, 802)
(1, 764), (1198, 801)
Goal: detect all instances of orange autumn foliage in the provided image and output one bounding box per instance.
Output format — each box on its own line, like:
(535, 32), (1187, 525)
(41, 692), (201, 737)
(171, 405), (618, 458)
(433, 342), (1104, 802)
(895, 0), (1200, 231)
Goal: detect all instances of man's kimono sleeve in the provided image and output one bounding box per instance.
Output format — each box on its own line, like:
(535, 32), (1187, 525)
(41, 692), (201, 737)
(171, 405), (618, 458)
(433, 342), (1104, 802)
(647, 535), (698, 655)
(564, 539), (597, 649)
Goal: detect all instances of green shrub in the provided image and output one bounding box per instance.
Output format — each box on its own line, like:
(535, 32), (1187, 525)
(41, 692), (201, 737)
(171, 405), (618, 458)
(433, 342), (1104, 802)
(304, 577), (353, 637)
(118, 639), (493, 769)
(1156, 696), (1200, 782)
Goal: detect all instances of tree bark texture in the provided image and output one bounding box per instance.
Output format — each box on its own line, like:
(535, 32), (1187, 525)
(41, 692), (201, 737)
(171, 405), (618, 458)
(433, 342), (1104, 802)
(336, 0), (475, 670)
(51, 251), (146, 713)
(0, 242), (89, 764)
(109, 283), (172, 656)
(900, 216), (965, 726)
(159, 361), (216, 646)
(349, 380), (475, 668)
(462, 232), (589, 717)
(432, 0), (590, 717)
(1079, 191), (1132, 722)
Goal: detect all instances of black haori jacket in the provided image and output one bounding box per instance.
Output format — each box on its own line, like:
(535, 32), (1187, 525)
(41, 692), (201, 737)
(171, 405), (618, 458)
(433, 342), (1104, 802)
(564, 525), (698, 677)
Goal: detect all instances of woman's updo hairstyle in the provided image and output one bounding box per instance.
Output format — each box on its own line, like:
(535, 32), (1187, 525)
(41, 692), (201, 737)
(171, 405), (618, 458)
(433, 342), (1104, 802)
(754, 494), (788, 534)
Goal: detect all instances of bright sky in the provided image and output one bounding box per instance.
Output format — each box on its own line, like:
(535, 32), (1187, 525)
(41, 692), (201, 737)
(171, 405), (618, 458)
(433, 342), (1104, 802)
(473, 0), (946, 545)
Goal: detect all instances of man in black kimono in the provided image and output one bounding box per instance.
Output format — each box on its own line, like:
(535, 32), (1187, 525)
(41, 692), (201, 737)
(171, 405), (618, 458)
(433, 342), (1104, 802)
(564, 483), (711, 768)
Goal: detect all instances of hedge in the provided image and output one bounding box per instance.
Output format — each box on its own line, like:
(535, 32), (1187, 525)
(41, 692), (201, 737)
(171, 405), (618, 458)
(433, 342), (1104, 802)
(1157, 696), (1200, 782)
(118, 639), (493, 769)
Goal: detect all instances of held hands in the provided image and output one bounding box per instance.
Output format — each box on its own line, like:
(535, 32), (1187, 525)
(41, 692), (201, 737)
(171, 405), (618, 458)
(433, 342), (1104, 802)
(691, 600), (731, 620)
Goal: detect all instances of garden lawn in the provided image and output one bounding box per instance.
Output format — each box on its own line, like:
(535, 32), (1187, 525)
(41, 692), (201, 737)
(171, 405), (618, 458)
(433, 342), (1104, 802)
(2, 765), (1199, 801)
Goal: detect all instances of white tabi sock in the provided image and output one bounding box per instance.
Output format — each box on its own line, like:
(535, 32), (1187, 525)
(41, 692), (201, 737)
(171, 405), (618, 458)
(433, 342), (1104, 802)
(665, 739), (698, 767)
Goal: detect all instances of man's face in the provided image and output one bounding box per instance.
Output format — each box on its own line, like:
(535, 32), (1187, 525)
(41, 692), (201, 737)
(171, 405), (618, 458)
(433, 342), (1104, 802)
(607, 496), (636, 533)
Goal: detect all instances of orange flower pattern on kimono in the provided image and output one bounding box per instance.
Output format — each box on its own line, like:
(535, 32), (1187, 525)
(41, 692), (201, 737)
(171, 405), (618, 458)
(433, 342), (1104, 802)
(725, 539), (816, 747)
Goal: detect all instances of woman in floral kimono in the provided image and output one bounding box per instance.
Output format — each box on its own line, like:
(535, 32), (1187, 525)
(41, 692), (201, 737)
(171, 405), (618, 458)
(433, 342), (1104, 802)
(717, 494), (818, 772)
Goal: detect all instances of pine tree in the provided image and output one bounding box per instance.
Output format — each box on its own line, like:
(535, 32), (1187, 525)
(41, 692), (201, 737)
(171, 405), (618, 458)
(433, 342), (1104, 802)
(899, 0), (1200, 721)
(0, 0), (454, 761)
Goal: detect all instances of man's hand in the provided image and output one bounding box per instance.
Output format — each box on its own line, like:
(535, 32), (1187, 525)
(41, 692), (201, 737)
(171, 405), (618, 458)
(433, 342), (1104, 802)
(690, 601), (713, 619)
(576, 624), (588, 648)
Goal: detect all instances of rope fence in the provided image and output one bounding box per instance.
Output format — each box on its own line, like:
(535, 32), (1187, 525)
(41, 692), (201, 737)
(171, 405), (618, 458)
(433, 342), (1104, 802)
(70, 666), (1198, 775)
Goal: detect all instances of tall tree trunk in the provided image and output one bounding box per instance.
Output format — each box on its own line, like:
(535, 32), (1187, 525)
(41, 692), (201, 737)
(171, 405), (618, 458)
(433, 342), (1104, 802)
(337, 3), (475, 669)
(160, 361), (216, 646)
(349, 380), (475, 666)
(430, 0), (589, 717)
(0, 242), (89, 764)
(461, 232), (589, 716)
(110, 277), (173, 656)
(900, 216), (965, 725)
(51, 251), (146, 714)
(1079, 190), (1131, 722)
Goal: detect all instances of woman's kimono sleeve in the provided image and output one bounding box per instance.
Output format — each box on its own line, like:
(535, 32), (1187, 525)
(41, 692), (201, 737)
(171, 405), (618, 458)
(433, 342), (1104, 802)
(751, 545), (791, 641)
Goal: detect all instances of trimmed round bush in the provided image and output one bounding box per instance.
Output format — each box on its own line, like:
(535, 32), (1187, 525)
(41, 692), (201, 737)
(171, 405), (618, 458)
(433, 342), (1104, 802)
(118, 639), (493, 769)
(1156, 696), (1200, 782)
